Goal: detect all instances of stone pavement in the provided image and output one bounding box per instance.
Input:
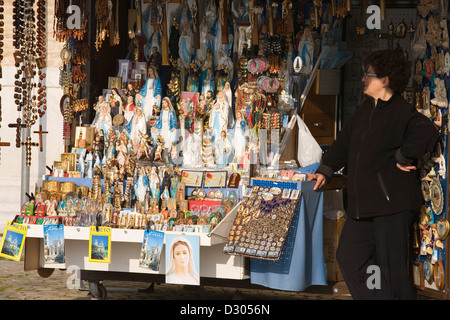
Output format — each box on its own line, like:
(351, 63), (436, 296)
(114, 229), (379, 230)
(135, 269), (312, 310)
(0, 258), (351, 300)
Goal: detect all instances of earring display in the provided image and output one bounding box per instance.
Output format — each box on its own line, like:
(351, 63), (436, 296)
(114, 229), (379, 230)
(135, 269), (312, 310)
(223, 186), (301, 261)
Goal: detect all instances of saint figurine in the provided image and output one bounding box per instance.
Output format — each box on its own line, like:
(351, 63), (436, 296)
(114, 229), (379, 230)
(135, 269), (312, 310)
(149, 166), (160, 199)
(209, 91), (229, 143)
(124, 95), (135, 125)
(126, 105), (147, 153)
(134, 166), (150, 207)
(297, 27), (314, 75)
(179, 21), (194, 70)
(231, 110), (247, 162)
(92, 102), (113, 139)
(152, 97), (177, 150)
(111, 88), (124, 118)
(215, 130), (232, 168)
(139, 66), (162, 123)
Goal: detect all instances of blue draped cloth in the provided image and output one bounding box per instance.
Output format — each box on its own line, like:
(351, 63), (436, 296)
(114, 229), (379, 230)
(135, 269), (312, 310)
(249, 179), (327, 291)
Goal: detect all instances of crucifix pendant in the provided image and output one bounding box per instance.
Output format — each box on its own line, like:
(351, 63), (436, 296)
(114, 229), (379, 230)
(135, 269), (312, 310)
(20, 136), (39, 166)
(8, 118), (27, 148)
(33, 125), (48, 152)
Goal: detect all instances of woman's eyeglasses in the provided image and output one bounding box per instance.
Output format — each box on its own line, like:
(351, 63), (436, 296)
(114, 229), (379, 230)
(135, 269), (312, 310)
(363, 72), (378, 78)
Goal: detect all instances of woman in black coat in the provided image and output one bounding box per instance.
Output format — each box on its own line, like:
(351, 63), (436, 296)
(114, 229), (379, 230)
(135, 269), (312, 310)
(308, 49), (439, 299)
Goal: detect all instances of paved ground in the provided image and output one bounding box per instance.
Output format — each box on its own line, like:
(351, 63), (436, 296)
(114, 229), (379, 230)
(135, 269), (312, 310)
(0, 258), (351, 301)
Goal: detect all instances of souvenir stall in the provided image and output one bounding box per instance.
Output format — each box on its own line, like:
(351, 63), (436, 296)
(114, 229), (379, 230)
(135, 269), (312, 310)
(2, 0), (355, 299)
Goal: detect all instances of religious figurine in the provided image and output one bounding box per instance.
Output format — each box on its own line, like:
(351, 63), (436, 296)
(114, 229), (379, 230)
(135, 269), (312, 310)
(186, 61), (200, 92)
(232, 110), (248, 163)
(152, 97), (177, 150)
(209, 90), (229, 143)
(148, 166), (160, 199)
(93, 129), (105, 159)
(161, 186), (170, 209)
(123, 95), (135, 125)
(77, 151), (85, 178)
(298, 27), (314, 75)
(134, 166), (150, 208)
(148, 46), (163, 75)
(126, 105), (147, 152)
(215, 130), (232, 168)
(105, 129), (117, 162)
(430, 77), (448, 108)
(139, 66), (162, 123)
(110, 88), (124, 118)
(137, 132), (155, 160)
(178, 21), (194, 70)
(85, 151), (94, 179)
(92, 100), (113, 138)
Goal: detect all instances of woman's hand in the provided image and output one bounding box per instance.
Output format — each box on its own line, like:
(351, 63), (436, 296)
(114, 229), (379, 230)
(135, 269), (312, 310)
(307, 173), (327, 190)
(396, 163), (417, 172)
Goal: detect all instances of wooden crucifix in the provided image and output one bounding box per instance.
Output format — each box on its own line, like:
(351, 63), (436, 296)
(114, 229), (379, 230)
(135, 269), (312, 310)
(8, 118), (27, 148)
(20, 136), (39, 166)
(33, 125), (48, 152)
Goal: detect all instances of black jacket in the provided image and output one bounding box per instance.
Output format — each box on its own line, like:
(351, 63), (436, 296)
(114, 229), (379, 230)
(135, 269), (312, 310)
(317, 94), (439, 219)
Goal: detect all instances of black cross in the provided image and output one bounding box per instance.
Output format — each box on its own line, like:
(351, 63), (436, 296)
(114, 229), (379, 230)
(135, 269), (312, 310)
(8, 118), (27, 148)
(33, 125), (48, 152)
(20, 136), (39, 166)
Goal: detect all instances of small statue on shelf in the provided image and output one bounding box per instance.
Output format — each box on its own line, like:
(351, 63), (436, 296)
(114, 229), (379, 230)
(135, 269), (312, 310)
(152, 97), (177, 151)
(139, 66), (162, 123)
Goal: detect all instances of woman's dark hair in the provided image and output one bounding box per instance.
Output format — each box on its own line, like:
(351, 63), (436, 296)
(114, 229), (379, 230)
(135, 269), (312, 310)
(364, 48), (410, 93)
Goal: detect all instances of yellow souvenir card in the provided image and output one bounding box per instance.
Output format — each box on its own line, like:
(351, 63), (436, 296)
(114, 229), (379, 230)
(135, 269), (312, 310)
(88, 226), (111, 263)
(0, 221), (28, 261)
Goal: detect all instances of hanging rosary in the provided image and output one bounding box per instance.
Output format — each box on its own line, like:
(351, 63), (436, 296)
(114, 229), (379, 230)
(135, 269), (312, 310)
(0, 0), (9, 164)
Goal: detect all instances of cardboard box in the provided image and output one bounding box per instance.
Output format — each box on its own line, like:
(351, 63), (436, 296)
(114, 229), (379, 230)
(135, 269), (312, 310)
(323, 216), (346, 282)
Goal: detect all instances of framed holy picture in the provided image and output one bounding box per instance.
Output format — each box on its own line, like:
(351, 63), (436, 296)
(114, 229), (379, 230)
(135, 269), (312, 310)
(108, 77), (122, 90)
(181, 170), (204, 187)
(204, 171), (227, 188)
(165, 234), (200, 286)
(117, 59), (131, 84)
(88, 226), (111, 263)
(0, 222), (28, 261)
(413, 261), (424, 290)
(180, 91), (199, 120)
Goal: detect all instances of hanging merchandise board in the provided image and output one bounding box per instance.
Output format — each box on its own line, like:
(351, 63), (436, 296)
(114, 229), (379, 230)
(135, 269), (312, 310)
(223, 186), (301, 261)
(248, 179), (327, 292)
(410, 0), (450, 300)
(0, 222), (27, 261)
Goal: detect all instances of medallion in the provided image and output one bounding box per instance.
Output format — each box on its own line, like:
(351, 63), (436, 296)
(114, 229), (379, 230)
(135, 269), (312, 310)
(430, 177), (444, 215)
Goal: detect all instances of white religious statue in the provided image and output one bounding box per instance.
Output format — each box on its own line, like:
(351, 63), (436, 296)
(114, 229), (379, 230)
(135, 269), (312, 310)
(223, 81), (234, 126)
(139, 66), (162, 123)
(209, 90), (229, 143)
(179, 21), (194, 70)
(231, 110), (247, 163)
(151, 97), (177, 150)
(215, 130), (232, 168)
(431, 77), (448, 108)
(298, 27), (314, 75)
(134, 166), (149, 206)
(92, 101), (113, 138)
(126, 105), (147, 152)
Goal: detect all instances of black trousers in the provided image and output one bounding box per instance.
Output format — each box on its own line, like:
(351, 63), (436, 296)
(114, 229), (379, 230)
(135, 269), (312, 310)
(336, 210), (416, 300)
